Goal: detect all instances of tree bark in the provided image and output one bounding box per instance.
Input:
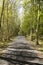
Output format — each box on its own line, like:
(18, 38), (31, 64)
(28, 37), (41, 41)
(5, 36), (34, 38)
(0, 0), (5, 28)
(0, 0), (5, 40)
(36, 0), (40, 45)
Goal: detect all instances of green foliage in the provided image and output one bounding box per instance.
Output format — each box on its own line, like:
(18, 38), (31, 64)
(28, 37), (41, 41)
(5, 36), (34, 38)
(20, 0), (43, 43)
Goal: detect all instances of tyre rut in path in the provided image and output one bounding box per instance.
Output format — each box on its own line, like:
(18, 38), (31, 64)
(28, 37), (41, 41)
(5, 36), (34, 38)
(0, 36), (43, 65)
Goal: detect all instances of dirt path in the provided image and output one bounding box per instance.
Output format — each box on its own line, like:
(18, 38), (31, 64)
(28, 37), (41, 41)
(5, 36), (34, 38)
(0, 36), (43, 65)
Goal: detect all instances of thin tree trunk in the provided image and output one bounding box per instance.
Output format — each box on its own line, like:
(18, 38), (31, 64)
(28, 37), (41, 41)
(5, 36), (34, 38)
(0, 0), (5, 28)
(6, 1), (9, 41)
(0, 0), (5, 40)
(36, 1), (40, 45)
(2, 10), (5, 41)
(30, 27), (32, 41)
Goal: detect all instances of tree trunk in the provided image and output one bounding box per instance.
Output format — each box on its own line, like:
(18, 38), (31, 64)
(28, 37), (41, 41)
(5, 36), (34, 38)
(0, 0), (5, 40)
(36, 0), (40, 45)
(30, 20), (33, 41)
(6, 1), (9, 41)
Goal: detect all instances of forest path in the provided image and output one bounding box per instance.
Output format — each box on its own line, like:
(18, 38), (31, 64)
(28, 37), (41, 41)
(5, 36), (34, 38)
(0, 36), (43, 65)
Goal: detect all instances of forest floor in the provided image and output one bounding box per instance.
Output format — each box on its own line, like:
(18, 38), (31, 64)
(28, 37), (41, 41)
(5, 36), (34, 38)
(26, 36), (43, 52)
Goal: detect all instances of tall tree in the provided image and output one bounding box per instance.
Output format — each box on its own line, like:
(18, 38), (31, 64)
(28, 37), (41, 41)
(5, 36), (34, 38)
(0, 0), (5, 40)
(35, 0), (40, 45)
(0, 0), (5, 28)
